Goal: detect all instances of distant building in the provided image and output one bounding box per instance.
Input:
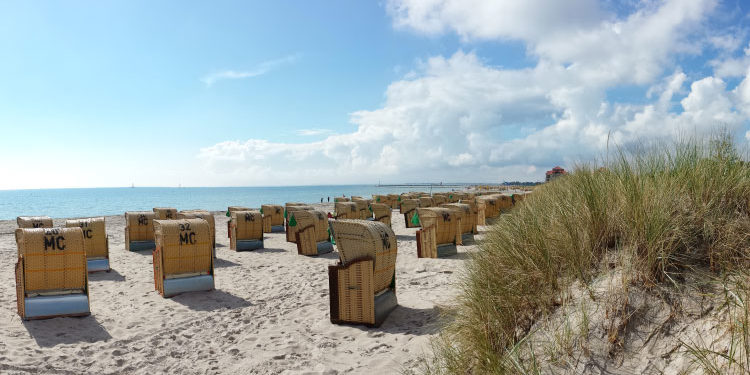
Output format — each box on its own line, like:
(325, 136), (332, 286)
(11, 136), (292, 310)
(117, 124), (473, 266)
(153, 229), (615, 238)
(545, 166), (566, 182)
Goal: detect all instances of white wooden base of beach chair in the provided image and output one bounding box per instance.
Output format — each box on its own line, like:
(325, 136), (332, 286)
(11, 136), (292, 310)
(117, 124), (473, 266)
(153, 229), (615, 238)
(235, 239), (264, 251)
(87, 258), (110, 273)
(23, 294), (90, 320)
(129, 241), (155, 252)
(162, 275), (215, 298)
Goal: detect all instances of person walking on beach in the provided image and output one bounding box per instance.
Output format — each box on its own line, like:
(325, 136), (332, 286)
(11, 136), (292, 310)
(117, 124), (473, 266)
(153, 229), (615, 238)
(321, 197), (323, 203)
(327, 196), (330, 202)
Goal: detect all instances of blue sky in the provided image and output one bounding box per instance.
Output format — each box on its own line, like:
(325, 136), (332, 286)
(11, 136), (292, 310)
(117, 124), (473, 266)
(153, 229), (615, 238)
(1, 0), (749, 189)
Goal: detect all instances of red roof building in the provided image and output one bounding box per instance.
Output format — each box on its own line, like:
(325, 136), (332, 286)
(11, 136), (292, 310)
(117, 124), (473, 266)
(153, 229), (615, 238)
(545, 166), (566, 182)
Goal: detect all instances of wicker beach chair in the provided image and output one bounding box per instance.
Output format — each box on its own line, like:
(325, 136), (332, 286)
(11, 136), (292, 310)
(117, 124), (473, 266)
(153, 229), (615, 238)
(372, 194), (388, 206)
(285, 204), (316, 243)
(478, 196), (500, 219)
(387, 194), (400, 209)
(419, 196), (435, 208)
(15, 227), (90, 319)
(17, 216), (53, 229)
(400, 199), (421, 228)
(335, 202), (359, 220)
(153, 219), (214, 297)
(178, 210), (216, 257)
(432, 194), (447, 205)
(415, 207), (460, 258)
(229, 211), (264, 251)
(441, 203), (475, 244)
(226, 206), (252, 239)
(334, 196), (350, 203)
(371, 203), (392, 227)
(125, 211), (156, 251)
(65, 217), (110, 272)
(499, 195), (514, 211)
(261, 204), (285, 233)
(289, 210), (334, 255)
(351, 198), (372, 220)
(460, 199), (486, 227)
(153, 207), (177, 220)
(329, 220), (398, 327)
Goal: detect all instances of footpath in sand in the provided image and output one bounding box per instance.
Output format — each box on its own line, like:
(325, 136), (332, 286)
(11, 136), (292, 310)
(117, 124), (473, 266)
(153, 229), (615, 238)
(0, 204), (483, 374)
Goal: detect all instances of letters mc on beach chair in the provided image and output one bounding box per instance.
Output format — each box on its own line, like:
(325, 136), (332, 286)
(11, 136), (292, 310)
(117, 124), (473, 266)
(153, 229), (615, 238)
(178, 210), (216, 258)
(17, 216), (53, 229)
(65, 217), (110, 272)
(229, 211), (264, 251)
(125, 211), (156, 251)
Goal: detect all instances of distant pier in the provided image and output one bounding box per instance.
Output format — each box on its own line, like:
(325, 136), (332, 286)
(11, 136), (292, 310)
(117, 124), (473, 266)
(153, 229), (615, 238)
(375, 183), (466, 188)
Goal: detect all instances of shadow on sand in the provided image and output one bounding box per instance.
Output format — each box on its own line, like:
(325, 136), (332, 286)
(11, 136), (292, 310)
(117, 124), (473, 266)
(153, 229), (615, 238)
(345, 305), (443, 336)
(396, 234), (416, 242)
(170, 289), (252, 312)
(88, 269), (126, 282)
(129, 249), (153, 256)
(440, 252), (471, 260)
(23, 315), (112, 348)
(213, 258), (241, 268)
(315, 250), (340, 260)
(253, 247), (287, 254)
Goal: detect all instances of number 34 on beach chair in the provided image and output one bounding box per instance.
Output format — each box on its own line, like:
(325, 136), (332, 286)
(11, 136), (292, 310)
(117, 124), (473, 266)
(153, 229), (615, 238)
(15, 227), (91, 320)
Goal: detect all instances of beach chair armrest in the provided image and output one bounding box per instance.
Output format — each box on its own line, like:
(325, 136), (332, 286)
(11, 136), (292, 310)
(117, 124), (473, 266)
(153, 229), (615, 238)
(15, 257), (25, 318)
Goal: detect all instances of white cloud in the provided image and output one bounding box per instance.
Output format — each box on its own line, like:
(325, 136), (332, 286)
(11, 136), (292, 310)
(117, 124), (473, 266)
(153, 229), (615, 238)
(201, 54), (300, 86)
(195, 0), (750, 185)
(386, 0), (602, 42)
(295, 129), (333, 136)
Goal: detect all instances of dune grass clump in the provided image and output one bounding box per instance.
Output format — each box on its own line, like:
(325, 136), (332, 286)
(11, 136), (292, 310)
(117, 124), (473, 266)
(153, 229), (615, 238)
(427, 135), (750, 373)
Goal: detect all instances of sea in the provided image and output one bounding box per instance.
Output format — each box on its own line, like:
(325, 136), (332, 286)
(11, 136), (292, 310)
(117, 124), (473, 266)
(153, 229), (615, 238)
(0, 185), (469, 220)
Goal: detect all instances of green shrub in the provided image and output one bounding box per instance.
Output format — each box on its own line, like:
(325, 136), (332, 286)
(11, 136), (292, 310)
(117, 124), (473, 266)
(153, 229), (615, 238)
(428, 134), (750, 373)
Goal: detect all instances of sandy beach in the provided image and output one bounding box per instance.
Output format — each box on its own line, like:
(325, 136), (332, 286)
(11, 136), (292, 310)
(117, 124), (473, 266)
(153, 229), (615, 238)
(0, 204), (481, 374)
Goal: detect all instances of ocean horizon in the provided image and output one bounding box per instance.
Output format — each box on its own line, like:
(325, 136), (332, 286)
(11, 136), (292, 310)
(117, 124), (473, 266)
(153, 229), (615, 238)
(0, 184), (479, 220)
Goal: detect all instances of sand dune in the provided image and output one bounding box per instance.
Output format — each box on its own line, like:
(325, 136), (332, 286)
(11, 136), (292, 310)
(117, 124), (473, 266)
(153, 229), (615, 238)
(0, 204), (481, 374)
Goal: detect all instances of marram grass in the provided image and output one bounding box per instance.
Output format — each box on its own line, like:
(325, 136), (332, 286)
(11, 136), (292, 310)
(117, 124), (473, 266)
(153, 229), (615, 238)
(425, 135), (750, 374)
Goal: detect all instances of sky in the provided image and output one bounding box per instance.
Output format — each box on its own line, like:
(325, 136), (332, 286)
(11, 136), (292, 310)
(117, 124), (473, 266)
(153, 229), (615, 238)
(0, 0), (749, 189)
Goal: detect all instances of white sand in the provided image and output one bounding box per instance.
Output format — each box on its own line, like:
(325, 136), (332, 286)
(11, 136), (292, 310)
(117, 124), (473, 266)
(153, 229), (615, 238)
(0, 205), (481, 374)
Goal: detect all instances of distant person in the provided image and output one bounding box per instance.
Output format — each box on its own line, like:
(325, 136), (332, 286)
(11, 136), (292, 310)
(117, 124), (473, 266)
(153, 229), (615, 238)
(327, 196), (330, 202)
(321, 197), (323, 203)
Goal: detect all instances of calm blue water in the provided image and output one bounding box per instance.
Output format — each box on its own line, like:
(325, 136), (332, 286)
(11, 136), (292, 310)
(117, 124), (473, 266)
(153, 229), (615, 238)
(0, 185), (466, 220)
